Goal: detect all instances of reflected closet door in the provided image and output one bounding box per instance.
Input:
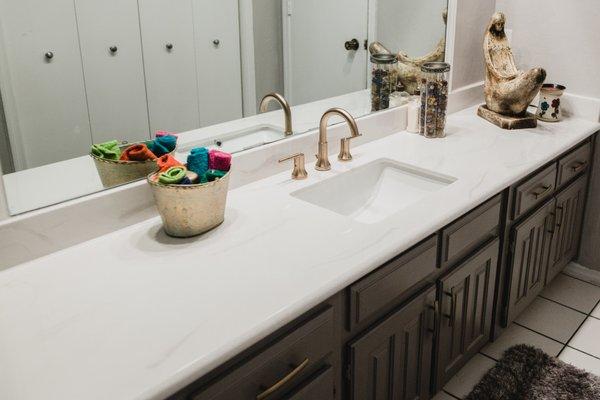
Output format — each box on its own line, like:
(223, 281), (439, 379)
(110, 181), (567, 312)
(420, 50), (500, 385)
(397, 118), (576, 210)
(75, 0), (150, 144)
(193, 0), (243, 127)
(138, 0), (200, 135)
(0, 0), (92, 169)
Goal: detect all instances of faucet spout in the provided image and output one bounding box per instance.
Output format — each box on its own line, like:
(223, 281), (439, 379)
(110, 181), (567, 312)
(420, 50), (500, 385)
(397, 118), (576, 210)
(316, 108), (361, 171)
(259, 92), (293, 136)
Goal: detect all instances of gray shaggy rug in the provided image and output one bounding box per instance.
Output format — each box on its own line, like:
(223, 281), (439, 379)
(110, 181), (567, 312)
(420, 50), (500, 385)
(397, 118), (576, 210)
(466, 345), (600, 399)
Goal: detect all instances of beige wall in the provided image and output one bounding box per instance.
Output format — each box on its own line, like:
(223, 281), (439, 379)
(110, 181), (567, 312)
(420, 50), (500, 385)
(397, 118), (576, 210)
(0, 161), (8, 220)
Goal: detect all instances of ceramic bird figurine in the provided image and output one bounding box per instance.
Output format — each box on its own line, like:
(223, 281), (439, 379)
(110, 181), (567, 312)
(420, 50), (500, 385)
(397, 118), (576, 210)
(478, 12), (546, 129)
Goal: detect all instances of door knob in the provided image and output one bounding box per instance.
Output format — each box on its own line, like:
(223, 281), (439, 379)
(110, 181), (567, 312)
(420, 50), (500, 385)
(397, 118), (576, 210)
(345, 38), (359, 51)
(109, 46), (118, 54)
(44, 51), (54, 60)
(166, 43), (174, 51)
(213, 39), (220, 46)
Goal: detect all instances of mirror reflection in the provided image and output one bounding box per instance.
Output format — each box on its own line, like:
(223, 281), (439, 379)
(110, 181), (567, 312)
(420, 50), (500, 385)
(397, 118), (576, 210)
(0, 0), (448, 215)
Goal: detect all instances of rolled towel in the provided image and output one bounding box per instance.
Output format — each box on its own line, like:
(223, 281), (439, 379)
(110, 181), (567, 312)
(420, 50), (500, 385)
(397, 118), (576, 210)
(155, 130), (178, 138)
(150, 135), (177, 157)
(206, 169), (227, 182)
(158, 166), (187, 185)
(187, 147), (209, 177)
(208, 149), (232, 171)
(120, 144), (157, 161)
(157, 154), (183, 172)
(91, 140), (121, 160)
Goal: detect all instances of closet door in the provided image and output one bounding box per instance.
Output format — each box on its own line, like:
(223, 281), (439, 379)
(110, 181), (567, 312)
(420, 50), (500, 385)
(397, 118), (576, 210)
(139, 0), (200, 134)
(0, 0), (91, 169)
(193, 0), (243, 127)
(75, 0), (150, 144)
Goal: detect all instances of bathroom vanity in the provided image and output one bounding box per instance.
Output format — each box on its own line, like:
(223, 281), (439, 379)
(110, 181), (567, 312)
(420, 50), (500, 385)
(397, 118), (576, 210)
(1, 107), (598, 400)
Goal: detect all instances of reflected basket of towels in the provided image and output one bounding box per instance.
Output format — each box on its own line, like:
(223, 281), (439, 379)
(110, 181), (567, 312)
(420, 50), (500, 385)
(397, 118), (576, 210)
(90, 132), (178, 188)
(147, 147), (232, 238)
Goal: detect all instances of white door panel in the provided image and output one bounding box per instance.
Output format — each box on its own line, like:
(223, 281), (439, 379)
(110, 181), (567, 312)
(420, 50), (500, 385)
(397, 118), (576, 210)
(0, 0), (91, 169)
(284, 0), (368, 106)
(139, 0), (200, 134)
(193, 0), (243, 127)
(75, 0), (150, 144)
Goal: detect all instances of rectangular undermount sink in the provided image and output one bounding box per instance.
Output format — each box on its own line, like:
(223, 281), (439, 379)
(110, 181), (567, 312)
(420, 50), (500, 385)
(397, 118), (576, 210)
(291, 159), (457, 224)
(179, 124), (287, 154)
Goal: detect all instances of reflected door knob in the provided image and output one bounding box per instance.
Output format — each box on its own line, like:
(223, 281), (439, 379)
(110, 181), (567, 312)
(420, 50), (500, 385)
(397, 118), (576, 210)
(166, 43), (174, 51)
(109, 46), (118, 54)
(213, 39), (220, 46)
(45, 51), (54, 60)
(345, 38), (360, 51)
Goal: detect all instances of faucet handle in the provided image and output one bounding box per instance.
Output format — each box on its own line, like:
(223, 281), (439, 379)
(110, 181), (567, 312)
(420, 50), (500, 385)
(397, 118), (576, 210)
(338, 134), (363, 161)
(279, 153), (308, 180)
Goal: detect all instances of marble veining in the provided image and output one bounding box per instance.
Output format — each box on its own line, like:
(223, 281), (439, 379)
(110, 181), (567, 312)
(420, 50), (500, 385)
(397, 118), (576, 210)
(0, 107), (598, 400)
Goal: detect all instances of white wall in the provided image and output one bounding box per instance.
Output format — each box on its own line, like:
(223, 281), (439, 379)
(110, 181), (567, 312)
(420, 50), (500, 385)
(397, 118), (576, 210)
(496, 0), (600, 99)
(450, 0), (496, 90)
(376, 0), (447, 57)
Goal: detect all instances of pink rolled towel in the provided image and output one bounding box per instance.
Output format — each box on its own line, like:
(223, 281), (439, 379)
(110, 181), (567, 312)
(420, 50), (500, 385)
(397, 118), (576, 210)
(155, 130), (178, 138)
(209, 149), (231, 171)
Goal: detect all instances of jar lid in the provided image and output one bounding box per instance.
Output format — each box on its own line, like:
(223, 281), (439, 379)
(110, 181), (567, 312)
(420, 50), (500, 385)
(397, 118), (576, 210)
(421, 62), (451, 73)
(370, 53), (398, 64)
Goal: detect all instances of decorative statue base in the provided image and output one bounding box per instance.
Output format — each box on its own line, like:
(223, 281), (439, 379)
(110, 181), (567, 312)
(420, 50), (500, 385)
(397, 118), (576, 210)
(479, 12), (546, 130)
(477, 105), (537, 130)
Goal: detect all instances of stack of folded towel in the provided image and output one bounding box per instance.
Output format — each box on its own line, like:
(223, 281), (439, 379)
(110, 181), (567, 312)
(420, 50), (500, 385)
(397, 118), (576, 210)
(90, 133), (178, 162)
(155, 147), (231, 186)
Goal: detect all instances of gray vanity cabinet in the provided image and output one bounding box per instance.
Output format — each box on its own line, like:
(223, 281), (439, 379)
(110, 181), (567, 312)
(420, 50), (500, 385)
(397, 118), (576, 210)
(348, 286), (436, 400)
(546, 175), (588, 284)
(435, 239), (499, 389)
(505, 199), (555, 324)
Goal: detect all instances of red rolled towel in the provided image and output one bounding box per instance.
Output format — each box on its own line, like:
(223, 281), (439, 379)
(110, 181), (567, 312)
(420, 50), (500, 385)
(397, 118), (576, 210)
(120, 144), (157, 161)
(157, 154), (183, 172)
(209, 149), (232, 171)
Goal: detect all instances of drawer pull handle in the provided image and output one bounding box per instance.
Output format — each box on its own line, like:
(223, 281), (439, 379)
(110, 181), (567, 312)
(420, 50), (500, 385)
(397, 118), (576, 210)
(532, 185), (552, 200)
(571, 161), (588, 173)
(256, 358), (309, 400)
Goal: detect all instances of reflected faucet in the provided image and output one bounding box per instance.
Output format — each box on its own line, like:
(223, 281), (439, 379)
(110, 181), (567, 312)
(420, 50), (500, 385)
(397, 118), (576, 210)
(259, 92), (293, 136)
(315, 108), (362, 171)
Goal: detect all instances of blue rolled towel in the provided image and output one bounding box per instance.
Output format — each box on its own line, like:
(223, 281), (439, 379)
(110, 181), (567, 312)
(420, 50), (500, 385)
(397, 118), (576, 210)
(150, 135), (177, 157)
(187, 147), (209, 177)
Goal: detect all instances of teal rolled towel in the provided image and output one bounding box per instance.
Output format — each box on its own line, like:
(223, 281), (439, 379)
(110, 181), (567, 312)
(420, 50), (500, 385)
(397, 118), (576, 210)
(150, 135), (177, 157)
(187, 147), (209, 177)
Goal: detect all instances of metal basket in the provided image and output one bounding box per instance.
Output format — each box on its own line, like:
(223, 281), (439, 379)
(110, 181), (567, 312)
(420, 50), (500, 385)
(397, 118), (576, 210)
(147, 171), (230, 238)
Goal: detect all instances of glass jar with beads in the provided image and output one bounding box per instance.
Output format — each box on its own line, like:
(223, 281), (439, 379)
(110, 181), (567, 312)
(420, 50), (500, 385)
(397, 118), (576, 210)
(370, 53), (398, 112)
(419, 62), (451, 138)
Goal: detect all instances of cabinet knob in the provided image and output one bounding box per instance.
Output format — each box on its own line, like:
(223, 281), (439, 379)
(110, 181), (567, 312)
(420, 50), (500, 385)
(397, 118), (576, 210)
(45, 51), (54, 60)
(213, 39), (220, 46)
(109, 46), (118, 54)
(166, 43), (174, 51)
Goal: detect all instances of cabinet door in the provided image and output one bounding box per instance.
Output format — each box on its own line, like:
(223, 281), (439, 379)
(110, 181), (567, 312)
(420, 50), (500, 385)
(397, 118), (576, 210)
(75, 0), (150, 144)
(193, 0), (243, 126)
(436, 239), (499, 388)
(0, 0), (92, 169)
(284, 365), (334, 400)
(138, 0), (200, 134)
(349, 286), (435, 400)
(505, 200), (555, 325)
(547, 176), (588, 284)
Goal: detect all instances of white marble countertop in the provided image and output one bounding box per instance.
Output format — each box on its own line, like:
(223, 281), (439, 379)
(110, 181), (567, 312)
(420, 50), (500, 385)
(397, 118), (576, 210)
(0, 107), (598, 400)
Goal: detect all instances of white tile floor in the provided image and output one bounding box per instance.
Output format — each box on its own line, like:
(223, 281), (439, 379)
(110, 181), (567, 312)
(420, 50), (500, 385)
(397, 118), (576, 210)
(436, 264), (600, 400)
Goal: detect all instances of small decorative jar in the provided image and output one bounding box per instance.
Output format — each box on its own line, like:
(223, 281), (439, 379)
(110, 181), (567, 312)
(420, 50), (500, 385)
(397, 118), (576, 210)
(371, 53), (398, 112)
(537, 84), (566, 122)
(419, 62), (451, 138)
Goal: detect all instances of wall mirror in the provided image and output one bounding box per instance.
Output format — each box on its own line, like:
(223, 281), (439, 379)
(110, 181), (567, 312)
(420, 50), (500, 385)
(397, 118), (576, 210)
(0, 0), (448, 215)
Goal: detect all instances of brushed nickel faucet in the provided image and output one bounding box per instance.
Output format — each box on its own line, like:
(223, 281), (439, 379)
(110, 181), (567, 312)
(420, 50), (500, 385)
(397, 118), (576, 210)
(315, 108), (362, 171)
(259, 92), (293, 136)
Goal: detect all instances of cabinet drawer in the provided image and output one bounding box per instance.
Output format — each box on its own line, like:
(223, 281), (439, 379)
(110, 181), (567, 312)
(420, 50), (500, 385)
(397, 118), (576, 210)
(512, 164), (557, 219)
(441, 194), (502, 268)
(192, 307), (334, 400)
(558, 141), (592, 187)
(349, 235), (438, 330)
(282, 365), (334, 400)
